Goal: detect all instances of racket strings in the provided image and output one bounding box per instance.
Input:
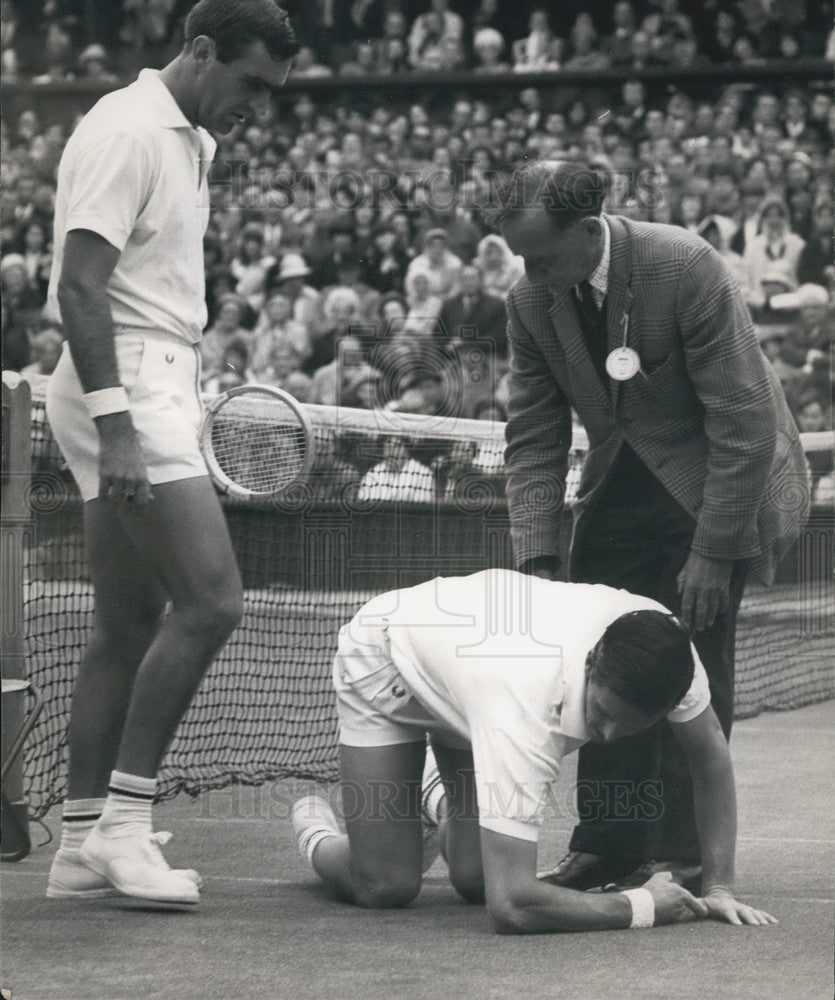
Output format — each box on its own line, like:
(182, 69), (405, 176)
(209, 394), (308, 495)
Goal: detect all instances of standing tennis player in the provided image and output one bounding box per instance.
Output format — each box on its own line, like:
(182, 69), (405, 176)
(44, 1), (298, 905)
(293, 570), (776, 933)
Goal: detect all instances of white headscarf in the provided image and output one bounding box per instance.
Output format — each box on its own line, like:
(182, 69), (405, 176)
(475, 234), (525, 300)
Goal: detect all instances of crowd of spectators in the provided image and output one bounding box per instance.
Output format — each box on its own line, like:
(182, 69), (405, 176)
(2, 4), (833, 503)
(3, 1), (835, 81)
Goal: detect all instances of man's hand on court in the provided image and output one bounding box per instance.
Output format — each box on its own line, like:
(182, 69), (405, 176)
(642, 871), (708, 925)
(676, 551), (733, 632)
(701, 886), (778, 926)
(96, 412), (153, 510)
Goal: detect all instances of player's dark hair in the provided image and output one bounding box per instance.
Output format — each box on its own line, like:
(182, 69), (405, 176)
(185, 0), (299, 64)
(590, 610), (695, 716)
(490, 160), (606, 231)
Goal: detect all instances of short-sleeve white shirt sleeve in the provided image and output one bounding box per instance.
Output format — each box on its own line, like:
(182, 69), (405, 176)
(63, 129), (158, 252)
(666, 648), (711, 723)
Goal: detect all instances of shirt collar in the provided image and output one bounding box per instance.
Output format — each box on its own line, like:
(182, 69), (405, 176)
(136, 69), (217, 175)
(136, 69), (194, 129)
(587, 214), (611, 299)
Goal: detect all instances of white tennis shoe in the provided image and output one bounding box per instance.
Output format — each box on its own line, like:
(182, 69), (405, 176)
(47, 842), (203, 899)
(46, 849), (120, 899)
(79, 826), (201, 904)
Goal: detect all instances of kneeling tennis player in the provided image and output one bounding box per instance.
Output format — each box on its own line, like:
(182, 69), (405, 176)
(293, 569), (775, 933)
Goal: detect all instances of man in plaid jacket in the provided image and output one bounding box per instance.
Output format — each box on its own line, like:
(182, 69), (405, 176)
(496, 160), (809, 893)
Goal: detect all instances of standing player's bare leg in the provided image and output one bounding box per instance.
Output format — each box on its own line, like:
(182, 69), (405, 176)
(47, 499), (168, 899)
(60, 477), (241, 903)
(107, 477), (243, 777)
(66, 500), (168, 799)
(295, 742), (425, 908)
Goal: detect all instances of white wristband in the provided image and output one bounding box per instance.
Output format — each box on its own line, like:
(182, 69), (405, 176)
(622, 887), (655, 929)
(84, 387), (129, 418)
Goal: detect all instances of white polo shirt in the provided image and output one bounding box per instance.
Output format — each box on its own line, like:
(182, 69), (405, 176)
(47, 69), (216, 344)
(358, 569), (710, 841)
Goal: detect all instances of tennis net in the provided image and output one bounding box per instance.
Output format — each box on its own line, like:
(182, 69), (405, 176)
(9, 380), (834, 819)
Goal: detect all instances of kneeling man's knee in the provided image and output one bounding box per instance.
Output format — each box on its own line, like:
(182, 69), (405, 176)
(353, 872), (421, 909)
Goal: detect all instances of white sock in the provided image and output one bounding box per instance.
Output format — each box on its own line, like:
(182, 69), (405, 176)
(300, 828), (340, 868)
(97, 771), (156, 836)
(60, 798), (106, 852)
(294, 796), (340, 868)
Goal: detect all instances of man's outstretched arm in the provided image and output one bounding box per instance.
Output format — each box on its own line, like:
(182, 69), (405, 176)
(671, 705), (777, 926)
(479, 828), (707, 934)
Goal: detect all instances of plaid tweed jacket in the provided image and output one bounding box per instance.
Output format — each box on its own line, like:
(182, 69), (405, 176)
(503, 214), (810, 585)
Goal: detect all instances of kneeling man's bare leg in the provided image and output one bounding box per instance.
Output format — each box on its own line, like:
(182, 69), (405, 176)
(304, 742), (426, 908)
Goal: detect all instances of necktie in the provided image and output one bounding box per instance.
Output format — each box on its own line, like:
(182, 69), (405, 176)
(575, 280), (609, 384)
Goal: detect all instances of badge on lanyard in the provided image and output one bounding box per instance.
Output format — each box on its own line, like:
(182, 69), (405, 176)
(605, 313), (641, 381)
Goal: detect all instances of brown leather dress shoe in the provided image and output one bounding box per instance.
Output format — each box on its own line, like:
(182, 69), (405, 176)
(536, 850), (636, 891)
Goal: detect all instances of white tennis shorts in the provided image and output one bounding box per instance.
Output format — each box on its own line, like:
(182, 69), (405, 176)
(334, 606), (468, 750)
(46, 328), (208, 502)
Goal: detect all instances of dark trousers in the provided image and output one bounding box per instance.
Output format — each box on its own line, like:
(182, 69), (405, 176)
(568, 447), (747, 863)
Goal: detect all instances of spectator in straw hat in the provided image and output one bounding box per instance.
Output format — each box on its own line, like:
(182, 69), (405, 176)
(266, 251), (320, 333)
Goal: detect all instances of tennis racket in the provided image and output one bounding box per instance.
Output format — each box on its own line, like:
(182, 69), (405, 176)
(201, 385), (315, 500)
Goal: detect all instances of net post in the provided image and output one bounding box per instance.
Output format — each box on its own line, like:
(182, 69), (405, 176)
(1, 372), (35, 860)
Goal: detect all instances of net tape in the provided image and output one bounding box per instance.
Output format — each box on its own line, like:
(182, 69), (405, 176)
(16, 393), (835, 818)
